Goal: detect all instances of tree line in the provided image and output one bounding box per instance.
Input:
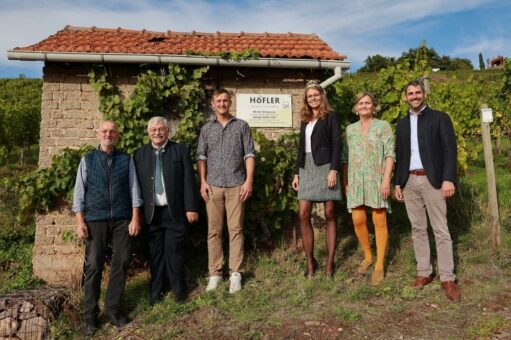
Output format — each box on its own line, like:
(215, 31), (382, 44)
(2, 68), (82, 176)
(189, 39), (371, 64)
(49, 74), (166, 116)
(358, 42), (474, 73)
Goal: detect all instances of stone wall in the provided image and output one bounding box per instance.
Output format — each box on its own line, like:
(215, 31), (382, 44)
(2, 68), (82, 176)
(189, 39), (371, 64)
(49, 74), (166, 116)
(39, 63), (139, 168)
(33, 209), (83, 285)
(35, 61), (322, 284)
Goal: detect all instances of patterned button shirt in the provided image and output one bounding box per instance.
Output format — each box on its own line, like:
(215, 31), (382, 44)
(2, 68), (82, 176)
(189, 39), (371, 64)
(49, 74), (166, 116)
(197, 116), (256, 188)
(341, 118), (395, 212)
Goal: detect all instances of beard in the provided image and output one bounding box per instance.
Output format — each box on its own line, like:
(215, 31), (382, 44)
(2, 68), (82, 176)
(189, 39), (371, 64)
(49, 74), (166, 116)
(101, 139), (116, 149)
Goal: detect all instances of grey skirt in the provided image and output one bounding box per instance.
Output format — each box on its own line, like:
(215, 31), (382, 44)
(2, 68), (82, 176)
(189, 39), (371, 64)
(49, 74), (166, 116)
(297, 153), (342, 202)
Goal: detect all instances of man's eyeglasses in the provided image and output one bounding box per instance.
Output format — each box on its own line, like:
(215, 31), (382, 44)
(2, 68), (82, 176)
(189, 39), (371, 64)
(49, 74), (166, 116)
(99, 129), (117, 134)
(149, 128), (168, 134)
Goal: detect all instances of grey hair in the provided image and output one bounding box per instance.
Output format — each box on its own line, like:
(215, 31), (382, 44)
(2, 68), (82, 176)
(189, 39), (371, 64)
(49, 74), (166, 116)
(147, 116), (169, 129)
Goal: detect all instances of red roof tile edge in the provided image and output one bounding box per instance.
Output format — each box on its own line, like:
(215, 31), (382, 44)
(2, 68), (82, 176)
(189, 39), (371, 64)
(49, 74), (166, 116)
(12, 25), (347, 61)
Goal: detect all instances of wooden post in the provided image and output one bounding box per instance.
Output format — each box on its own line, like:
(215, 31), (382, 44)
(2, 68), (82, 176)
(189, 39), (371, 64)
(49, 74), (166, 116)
(422, 77), (430, 95)
(480, 104), (501, 248)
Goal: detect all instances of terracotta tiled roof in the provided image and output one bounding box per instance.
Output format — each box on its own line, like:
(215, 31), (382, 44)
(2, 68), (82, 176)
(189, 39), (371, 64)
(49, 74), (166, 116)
(13, 26), (346, 60)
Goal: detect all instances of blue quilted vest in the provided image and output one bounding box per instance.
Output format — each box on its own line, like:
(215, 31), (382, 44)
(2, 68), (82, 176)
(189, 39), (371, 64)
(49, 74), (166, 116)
(84, 149), (132, 222)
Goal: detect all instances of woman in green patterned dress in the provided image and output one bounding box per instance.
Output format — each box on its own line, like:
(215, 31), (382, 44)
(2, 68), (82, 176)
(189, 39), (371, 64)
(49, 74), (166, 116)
(341, 92), (395, 285)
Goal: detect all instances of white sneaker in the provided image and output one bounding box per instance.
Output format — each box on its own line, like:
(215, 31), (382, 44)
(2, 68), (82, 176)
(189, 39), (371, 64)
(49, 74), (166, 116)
(206, 276), (222, 292)
(229, 272), (242, 294)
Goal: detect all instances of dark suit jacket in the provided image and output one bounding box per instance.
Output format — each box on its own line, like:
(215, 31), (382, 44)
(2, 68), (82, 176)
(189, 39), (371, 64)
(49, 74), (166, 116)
(295, 112), (341, 175)
(394, 106), (457, 189)
(134, 140), (198, 225)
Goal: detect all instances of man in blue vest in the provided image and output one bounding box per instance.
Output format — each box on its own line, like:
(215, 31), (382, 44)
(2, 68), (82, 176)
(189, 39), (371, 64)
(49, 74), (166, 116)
(73, 120), (143, 335)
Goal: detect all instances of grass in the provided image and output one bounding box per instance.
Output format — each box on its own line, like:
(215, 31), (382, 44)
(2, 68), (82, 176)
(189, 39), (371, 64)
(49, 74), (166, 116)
(462, 137), (511, 236)
(2, 141), (510, 338)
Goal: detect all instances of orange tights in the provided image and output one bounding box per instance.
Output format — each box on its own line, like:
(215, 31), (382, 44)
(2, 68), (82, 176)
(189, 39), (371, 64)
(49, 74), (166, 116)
(351, 207), (388, 271)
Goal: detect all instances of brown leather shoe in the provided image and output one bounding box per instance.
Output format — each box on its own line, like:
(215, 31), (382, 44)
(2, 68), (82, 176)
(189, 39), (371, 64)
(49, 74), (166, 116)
(411, 274), (434, 288)
(441, 281), (461, 302)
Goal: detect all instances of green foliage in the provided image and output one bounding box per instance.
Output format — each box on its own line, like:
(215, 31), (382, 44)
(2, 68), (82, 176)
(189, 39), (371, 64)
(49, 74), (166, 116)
(492, 58), (511, 137)
(185, 48), (260, 61)
(0, 171), (40, 293)
(61, 229), (76, 243)
(478, 52), (486, 70)
(245, 131), (299, 242)
(0, 145), (7, 163)
(333, 58), (424, 129)
(500, 58), (511, 97)
(397, 41), (473, 71)
(88, 64), (209, 155)
(1, 145), (94, 224)
(334, 52), (511, 173)
(0, 222), (41, 294)
(358, 54), (396, 73)
(358, 42), (473, 73)
(0, 78), (42, 163)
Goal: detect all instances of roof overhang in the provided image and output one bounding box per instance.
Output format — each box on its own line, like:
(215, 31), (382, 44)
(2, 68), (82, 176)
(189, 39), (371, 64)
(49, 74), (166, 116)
(7, 51), (350, 70)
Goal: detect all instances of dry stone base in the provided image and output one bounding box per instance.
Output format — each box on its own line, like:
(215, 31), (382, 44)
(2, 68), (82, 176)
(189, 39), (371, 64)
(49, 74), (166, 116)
(33, 208), (83, 285)
(0, 289), (67, 340)
(32, 250), (83, 286)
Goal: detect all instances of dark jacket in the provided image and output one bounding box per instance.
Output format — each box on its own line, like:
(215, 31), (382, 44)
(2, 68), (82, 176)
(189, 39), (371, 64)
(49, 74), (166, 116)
(394, 106), (457, 189)
(134, 141), (198, 225)
(84, 149), (132, 222)
(295, 112), (341, 175)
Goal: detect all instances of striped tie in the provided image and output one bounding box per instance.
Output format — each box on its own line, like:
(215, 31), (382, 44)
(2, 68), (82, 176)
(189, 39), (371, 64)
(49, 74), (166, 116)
(154, 148), (164, 194)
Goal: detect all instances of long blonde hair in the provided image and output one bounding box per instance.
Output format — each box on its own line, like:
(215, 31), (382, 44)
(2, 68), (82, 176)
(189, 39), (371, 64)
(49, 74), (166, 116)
(300, 83), (332, 123)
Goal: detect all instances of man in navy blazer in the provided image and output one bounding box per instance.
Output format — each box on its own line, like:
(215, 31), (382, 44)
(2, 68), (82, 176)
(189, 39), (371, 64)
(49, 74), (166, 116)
(394, 80), (460, 301)
(134, 116), (198, 305)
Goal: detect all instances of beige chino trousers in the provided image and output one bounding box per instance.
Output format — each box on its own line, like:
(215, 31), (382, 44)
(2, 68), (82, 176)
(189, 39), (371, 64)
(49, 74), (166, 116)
(403, 174), (456, 282)
(206, 185), (245, 276)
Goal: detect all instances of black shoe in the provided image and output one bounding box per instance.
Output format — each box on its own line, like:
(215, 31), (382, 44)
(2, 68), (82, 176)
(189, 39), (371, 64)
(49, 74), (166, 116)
(175, 292), (187, 304)
(150, 295), (163, 306)
(105, 313), (129, 328)
(82, 318), (98, 336)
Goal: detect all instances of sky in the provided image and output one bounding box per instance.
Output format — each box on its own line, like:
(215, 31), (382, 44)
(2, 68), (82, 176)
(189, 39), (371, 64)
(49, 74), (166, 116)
(1, 0), (510, 78)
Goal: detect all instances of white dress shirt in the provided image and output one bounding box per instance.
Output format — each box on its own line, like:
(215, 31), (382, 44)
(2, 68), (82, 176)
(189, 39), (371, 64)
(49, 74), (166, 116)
(305, 119), (318, 153)
(409, 106), (427, 171)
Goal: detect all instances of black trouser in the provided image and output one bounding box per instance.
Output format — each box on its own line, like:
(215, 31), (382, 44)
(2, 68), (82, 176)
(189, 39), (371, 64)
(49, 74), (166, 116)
(148, 206), (187, 301)
(83, 219), (132, 319)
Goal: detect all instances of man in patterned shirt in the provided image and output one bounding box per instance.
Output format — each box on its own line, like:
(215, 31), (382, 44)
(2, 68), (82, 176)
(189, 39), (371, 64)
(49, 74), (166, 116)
(197, 88), (256, 293)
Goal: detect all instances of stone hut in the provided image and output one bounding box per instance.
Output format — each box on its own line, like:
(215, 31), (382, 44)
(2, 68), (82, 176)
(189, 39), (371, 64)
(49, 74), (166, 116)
(8, 26), (349, 285)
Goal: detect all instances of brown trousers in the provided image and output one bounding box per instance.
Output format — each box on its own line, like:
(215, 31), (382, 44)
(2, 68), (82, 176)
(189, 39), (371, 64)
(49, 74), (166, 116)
(403, 174), (456, 282)
(206, 185), (245, 276)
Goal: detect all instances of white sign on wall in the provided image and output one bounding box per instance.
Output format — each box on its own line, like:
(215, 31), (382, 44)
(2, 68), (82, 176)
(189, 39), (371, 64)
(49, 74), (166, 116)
(481, 108), (493, 123)
(236, 94), (292, 127)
